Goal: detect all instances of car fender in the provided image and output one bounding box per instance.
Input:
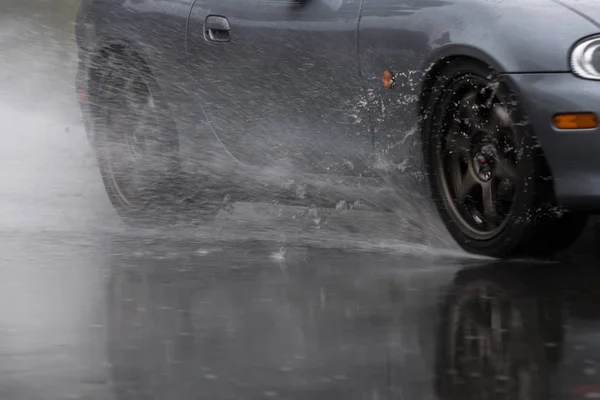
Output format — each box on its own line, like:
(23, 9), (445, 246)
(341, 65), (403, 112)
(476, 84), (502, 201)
(414, 0), (600, 74)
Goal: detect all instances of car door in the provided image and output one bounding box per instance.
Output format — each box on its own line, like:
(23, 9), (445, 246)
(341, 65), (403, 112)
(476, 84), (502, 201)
(187, 0), (373, 181)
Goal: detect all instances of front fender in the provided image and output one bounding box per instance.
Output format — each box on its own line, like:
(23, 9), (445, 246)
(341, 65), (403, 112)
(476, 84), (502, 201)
(416, 0), (600, 73)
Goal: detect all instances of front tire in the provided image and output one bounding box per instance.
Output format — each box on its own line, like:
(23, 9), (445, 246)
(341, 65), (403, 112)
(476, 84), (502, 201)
(422, 60), (587, 258)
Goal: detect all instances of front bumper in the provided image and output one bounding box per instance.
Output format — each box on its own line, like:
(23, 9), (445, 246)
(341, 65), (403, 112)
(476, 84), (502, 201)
(505, 72), (600, 212)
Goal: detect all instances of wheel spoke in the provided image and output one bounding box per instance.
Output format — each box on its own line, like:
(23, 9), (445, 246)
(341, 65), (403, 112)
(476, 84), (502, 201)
(490, 104), (512, 128)
(483, 116), (501, 139)
(446, 125), (471, 157)
(449, 154), (464, 194)
(460, 90), (483, 130)
(481, 104), (512, 140)
(482, 181), (499, 225)
(457, 171), (478, 202)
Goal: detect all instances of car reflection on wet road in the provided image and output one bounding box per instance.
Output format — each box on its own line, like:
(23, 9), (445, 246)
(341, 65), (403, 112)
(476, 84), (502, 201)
(104, 241), (459, 400)
(3, 230), (600, 400)
(102, 243), (600, 400)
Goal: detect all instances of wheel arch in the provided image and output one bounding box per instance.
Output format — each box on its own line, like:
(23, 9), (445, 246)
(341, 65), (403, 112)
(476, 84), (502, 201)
(417, 45), (507, 119)
(416, 49), (554, 177)
(87, 39), (156, 102)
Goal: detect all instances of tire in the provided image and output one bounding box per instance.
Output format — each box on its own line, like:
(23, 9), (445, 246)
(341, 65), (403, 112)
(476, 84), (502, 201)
(422, 60), (587, 258)
(89, 48), (220, 226)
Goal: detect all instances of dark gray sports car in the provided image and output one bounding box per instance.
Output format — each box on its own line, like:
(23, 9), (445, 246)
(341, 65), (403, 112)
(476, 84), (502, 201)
(75, 0), (600, 258)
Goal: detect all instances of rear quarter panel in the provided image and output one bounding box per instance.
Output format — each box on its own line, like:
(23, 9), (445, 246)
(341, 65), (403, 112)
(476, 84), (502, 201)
(76, 0), (199, 157)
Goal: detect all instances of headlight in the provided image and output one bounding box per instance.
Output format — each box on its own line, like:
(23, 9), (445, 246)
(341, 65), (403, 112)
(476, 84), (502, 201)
(571, 35), (600, 80)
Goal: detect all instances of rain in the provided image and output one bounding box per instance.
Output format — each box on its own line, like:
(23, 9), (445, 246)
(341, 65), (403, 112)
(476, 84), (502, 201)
(2, 1), (600, 399)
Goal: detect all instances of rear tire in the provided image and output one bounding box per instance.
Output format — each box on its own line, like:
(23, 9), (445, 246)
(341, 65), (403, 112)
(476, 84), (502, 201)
(89, 48), (220, 227)
(422, 60), (587, 258)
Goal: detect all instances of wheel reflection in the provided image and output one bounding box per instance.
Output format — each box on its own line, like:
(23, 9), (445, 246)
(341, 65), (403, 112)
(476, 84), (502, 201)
(435, 263), (565, 400)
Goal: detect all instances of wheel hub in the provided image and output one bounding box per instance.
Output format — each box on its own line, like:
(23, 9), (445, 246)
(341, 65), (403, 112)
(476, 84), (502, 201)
(473, 144), (496, 181)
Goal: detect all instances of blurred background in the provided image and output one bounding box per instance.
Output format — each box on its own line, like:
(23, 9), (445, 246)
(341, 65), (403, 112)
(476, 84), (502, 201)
(0, 0), (116, 233)
(0, 0), (78, 110)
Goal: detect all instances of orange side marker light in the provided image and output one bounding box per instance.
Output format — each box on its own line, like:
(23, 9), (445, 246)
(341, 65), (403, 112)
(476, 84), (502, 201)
(382, 70), (394, 89)
(553, 113), (598, 129)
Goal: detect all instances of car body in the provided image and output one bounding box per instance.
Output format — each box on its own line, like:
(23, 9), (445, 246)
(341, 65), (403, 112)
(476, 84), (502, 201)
(75, 0), (600, 257)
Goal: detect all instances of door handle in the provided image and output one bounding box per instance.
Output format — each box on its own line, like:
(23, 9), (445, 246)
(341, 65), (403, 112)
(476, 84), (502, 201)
(204, 15), (231, 43)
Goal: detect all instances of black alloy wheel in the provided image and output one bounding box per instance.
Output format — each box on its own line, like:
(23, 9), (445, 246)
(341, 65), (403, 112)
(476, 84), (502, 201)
(423, 60), (587, 258)
(436, 75), (521, 240)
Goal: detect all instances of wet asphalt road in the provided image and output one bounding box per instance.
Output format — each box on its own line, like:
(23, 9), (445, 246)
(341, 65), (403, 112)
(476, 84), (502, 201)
(4, 10), (600, 400)
(4, 227), (600, 400)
